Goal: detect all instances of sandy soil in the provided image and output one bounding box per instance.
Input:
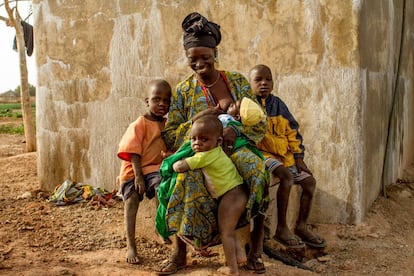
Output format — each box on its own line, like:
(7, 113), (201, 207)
(0, 117), (413, 276)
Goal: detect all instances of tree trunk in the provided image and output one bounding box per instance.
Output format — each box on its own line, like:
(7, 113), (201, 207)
(4, 0), (36, 152)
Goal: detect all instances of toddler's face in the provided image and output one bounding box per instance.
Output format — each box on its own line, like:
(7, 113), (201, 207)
(189, 122), (221, 153)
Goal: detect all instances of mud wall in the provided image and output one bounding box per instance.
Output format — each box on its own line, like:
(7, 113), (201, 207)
(359, 0), (414, 216)
(33, 0), (413, 224)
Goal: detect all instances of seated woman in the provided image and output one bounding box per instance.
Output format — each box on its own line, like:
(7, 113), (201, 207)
(156, 12), (268, 275)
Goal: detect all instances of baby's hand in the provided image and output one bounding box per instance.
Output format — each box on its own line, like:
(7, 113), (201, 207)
(222, 127), (236, 156)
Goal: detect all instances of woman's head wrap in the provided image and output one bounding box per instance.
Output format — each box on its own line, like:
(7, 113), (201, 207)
(182, 12), (221, 50)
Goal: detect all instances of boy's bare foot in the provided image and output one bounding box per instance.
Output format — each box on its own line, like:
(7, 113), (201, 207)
(274, 227), (305, 249)
(126, 247), (141, 264)
(217, 266), (239, 275)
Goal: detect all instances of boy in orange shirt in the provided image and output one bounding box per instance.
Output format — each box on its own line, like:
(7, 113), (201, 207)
(117, 79), (171, 264)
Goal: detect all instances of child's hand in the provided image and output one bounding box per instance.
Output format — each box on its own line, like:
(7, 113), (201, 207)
(161, 150), (173, 159)
(134, 178), (146, 201)
(295, 158), (313, 175)
(172, 160), (189, 173)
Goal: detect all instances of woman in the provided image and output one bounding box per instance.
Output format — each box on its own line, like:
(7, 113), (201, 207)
(157, 12), (268, 275)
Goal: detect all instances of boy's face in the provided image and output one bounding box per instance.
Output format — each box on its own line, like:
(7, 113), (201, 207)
(250, 67), (273, 99)
(146, 85), (171, 118)
(189, 122), (222, 153)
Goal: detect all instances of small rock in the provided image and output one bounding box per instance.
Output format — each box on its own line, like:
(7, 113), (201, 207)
(398, 190), (412, 199)
(17, 192), (32, 200)
(339, 260), (356, 271)
(317, 256), (332, 262)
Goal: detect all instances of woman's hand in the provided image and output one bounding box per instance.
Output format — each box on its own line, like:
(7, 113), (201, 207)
(222, 127), (237, 156)
(192, 105), (224, 122)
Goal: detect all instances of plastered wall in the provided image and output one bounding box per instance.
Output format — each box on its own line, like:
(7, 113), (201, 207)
(33, 0), (413, 224)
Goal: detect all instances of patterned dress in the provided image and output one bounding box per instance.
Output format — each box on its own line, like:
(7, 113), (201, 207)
(160, 70), (268, 248)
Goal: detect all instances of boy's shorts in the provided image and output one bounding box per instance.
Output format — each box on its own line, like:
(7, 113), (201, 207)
(121, 171), (161, 201)
(265, 157), (311, 183)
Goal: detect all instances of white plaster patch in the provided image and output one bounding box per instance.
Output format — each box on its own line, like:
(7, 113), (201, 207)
(40, 0), (63, 31)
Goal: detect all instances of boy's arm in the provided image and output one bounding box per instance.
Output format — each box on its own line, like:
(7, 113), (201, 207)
(172, 159), (190, 173)
(280, 101), (304, 159)
(131, 153), (145, 200)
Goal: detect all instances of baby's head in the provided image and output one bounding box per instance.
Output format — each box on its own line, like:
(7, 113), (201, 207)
(227, 100), (242, 120)
(228, 97), (266, 126)
(190, 115), (223, 153)
(145, 79), (172, 119)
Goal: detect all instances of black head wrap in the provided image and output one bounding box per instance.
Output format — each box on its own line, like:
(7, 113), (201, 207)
(182, 12), (222, 50)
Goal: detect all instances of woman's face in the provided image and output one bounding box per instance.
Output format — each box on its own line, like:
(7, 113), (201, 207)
(185, 47), (215, 78)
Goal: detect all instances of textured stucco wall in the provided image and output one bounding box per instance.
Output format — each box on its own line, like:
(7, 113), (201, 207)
(33, 0), (413, 224)
(359, 0), (414, 217)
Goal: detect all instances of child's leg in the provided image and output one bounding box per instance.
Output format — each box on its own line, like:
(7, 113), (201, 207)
(235, 238), (247, 265)
(218, 186), (248, 275)
(294, 176), (325, 247)
(296, 176), (316, 230)
(124, 191), (140, 264)
(273, 165), (304, 248)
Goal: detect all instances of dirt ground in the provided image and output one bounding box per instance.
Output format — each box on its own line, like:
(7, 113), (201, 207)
(1, 116), (414, 276)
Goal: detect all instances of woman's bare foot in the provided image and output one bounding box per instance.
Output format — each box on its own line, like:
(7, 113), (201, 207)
(126, 247), (141, 264)
(217, 266), (239, 275)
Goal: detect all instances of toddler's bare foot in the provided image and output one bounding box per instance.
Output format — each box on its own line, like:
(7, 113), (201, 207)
(235, 242), (247, 265)
(126, 247), (140, 264)
(217, 266), (239, 275)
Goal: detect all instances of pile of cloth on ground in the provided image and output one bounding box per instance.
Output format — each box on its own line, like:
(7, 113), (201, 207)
(48, 179), (120, 207)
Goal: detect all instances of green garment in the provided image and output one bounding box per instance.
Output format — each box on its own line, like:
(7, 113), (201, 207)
(156, 141), (194, 238)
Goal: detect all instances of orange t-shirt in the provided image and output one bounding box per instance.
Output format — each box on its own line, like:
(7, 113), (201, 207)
(117, 116), (166, 184)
